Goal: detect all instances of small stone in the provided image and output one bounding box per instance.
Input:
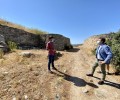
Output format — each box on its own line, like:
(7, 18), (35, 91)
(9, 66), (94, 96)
(29, 68), (33, 71)
(64, 69), (67, 73)
(24, 95), (28, 99)
(34, 72), (39, 76)
(0, 74), (4, 80)
(90, 79), (93, 82)
(55, 86), (57, 89)
(12, 96), (16, 100)
(82, 88), (89, 93)
(3, 71), (9, 75)
(55, 94), (60, 100)
(4, 71), (8, 74)
(19, 52), (33, 58)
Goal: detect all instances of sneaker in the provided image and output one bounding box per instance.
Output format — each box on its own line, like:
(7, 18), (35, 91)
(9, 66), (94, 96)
(98, 80), (104, 85)
(86, 74), (93, 77)
(106, 72), (110, 75)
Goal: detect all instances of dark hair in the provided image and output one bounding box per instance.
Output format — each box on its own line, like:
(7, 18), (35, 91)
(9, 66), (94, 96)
(99, 37), (106, 43)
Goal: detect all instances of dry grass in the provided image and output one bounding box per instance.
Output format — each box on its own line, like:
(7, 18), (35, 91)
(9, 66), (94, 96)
(0, 49), (71, 99)
(0, 18), (47, 34)
(0, 47), (120, 99)
(0, 49), (4, 59)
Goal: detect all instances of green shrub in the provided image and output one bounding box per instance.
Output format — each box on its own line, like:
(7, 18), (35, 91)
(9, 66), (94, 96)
(91, 48), (96, 55)
(7, 41), (17, 51)
(91, 32), (120, 72)
(106, 32), (120, 72)
(0, 49), (4, 59)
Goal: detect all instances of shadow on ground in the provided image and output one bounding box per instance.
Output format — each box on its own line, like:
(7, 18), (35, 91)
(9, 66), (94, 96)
(67, 48), (80, 52)
(51, 69), (98, 88)
(93, 76), (120, 89)
(87, 82), (99, 88)
(49, 52), (63, 61)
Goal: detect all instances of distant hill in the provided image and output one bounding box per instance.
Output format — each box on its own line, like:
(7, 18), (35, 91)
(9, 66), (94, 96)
(72, 44), (83, 47)
(0, 18), (47, 34)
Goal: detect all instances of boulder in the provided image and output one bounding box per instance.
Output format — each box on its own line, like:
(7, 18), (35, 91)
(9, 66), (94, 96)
(0, 34), (8, 52)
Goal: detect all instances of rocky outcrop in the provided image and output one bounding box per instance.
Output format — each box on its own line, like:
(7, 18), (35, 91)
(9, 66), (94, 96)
(0, 24), (40, 47)
(0, 34), (8, 52)
(40, 34), (72, 50)
(0, 24), (72, 50)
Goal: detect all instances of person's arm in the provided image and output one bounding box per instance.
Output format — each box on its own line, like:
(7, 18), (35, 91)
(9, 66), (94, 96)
(46, 43), (49, 50)
(104, 46), (113, 64)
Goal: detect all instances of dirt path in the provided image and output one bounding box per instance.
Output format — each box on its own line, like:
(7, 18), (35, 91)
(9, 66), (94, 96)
(0, 47), (120, 100)
(68, 46), (120, 100)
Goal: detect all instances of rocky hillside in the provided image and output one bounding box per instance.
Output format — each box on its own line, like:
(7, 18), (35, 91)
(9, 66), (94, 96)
(0, 20), (119, 99)
(82, 34), (112, 54)
(0, 19), (46, 34)
(0, 21), (71, 51)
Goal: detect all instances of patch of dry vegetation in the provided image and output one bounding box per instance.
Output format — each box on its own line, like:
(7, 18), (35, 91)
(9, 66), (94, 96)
(0, 49), (71, 99)
(0, 18), (47, 34)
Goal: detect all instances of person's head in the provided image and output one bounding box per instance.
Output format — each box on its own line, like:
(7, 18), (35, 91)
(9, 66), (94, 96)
(97, 37), (106, 45)
(48, 36), (54, 42)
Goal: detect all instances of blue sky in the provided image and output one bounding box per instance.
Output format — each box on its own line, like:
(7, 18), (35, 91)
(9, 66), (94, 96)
(0, 0), (120, 44)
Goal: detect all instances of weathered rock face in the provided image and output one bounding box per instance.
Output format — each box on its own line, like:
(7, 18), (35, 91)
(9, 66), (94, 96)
(0, 24), (71, 50)
(0, 34), (8, 52)
(0, 24), (40, 47)
(0, 34), (5, 42)
(40, 34), (71, 50)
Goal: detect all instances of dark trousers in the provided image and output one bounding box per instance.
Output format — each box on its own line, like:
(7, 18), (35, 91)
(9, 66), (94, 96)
(48, 55), (55, 70)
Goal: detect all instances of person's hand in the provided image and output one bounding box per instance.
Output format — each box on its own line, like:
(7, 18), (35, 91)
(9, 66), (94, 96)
(99, 61), (105, 64)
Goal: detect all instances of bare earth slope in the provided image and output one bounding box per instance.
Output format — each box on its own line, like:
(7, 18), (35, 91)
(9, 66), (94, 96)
(68, 46), (120, 100)
(0, 46), (120, 100)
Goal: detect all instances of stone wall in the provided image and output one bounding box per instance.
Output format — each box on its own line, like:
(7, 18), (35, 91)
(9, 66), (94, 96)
(0, 34), (8, 52)
(0, 24), (40, 47)
(0, 24), (71, 50)
(40, 34), (71, 50)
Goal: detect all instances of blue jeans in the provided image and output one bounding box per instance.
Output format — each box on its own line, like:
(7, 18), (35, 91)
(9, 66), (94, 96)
(48, 55), (55, 70)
